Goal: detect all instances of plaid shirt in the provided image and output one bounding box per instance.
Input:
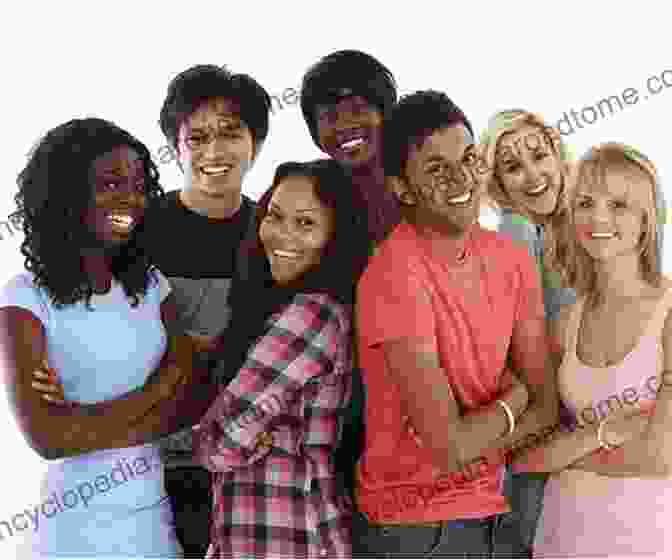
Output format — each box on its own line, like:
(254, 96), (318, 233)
(194, 293), (354, 558)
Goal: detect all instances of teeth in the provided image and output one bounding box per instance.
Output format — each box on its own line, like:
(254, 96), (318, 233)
(201, 165), (232, 175)
(591, 232), (615, 238)
(109, 215), (133, 227)
(527, 182), (548, 195)
(340, 138), (365, 150)
(446, 190), (472, 204)
(273, 250), (300, 258)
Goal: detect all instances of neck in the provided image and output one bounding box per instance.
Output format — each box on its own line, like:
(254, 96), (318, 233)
(412, 219), (473, 263)
(592, 251), (648, 304)
(351, 159), (384, 187)
(80, 252), (113, 294)
(180, 187), (242, 219)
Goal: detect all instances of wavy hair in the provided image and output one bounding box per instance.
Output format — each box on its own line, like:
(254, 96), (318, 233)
(12, 117), (164, 308)
(480, 109), (573, 275)
(564, 142), (665, 299)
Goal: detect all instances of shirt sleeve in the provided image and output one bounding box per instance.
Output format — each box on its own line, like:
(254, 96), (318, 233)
(0, 273), (50, 327)
(497, 211), (539, 261)
(150, 267), (172, 303)
(514, 247), (546, 324)
(356, 256), (435, 349)
(194, 293), (347, 472)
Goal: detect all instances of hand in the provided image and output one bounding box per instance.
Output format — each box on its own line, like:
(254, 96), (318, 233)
(32, 358), (69, 406)
(501, 370), (529, 417)
(188, 333), (222, 353)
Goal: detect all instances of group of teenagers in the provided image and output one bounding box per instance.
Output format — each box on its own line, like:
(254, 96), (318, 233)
(1, 49), (671, 559)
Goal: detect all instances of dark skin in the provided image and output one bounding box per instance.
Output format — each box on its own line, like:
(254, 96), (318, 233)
(0, 146), (216, 460)
(315, 93), (398, 241)
(385, 124), (559, 473)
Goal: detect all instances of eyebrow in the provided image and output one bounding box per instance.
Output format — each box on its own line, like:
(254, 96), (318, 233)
(425, 145), (475, 164)
(269, 202), (323, 213)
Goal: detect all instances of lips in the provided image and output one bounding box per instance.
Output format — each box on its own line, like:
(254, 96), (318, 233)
(445, 188), (474, 206)
(107, 211), (138, 234)
(200, 163), (233, 176)
(335, 129), (369, 154)
(525, 181), (550, 197)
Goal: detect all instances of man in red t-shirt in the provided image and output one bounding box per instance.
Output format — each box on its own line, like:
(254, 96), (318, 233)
(353, 90), (559, 558)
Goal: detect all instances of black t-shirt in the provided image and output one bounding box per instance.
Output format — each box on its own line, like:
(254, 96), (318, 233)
(142, 190), (255, 338)
(141, 189), (256, 465)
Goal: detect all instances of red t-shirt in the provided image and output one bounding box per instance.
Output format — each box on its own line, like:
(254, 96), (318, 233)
(355, 221), (545, 523)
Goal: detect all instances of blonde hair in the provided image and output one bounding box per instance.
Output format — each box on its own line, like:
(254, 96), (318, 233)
(479, 109), (573, 275)
(565, 142), (664, 299)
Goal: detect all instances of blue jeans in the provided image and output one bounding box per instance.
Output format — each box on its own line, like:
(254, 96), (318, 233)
(351, 510), (498, 558)
(492, 470), (548, 558)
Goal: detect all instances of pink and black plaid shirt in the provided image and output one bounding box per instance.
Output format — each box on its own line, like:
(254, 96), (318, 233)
(194, 293), (354, 558)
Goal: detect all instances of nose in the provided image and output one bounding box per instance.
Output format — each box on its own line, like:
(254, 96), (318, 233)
(590, 200), (611, 224)
(523, 162), (542, 184)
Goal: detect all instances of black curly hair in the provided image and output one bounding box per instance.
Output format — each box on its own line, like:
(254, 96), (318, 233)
(300, 50), (398, 149)
(12, 117), (165, 309)
(159, 64), (271, 156)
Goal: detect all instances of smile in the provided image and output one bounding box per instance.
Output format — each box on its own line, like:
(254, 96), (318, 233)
(525, 182), (550, 197)
(590, 232), (617, 239)
(339, 137), (366, 151)
(273, 249), (301, 259)
(201, 164), (232, 176)
(108, 213), (135, 229)
(445, 189), (473, 205)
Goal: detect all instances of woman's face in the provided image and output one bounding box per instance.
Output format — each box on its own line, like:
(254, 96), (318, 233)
(573, 168), (649, 262)
(259, 175), (335, 285)
(82, 145), (147, 249)
(495, 124), (564, 218)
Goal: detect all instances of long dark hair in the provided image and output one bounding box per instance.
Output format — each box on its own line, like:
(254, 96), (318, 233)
(213, 158), (372, 383)
(12, 118), (164, 308)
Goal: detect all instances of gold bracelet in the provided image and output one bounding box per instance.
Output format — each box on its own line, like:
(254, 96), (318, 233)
(497, 400), (515, 438)
(597, 417), (616, 450)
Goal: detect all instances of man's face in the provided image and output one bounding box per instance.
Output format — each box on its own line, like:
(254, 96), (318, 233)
(177, 97), (254, 199)
(315, 93), (383, 168)
(394, 124), (482, 236)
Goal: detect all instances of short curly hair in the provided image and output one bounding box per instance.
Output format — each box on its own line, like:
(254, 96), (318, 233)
(382, 89), (474, 179)
(12, 117), (165, 309)
(300, 50), (397, 149)
(159, 64), (271, 156)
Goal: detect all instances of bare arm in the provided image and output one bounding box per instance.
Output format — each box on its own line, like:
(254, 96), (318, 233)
(569, 307), (672, 478)
(1, 305), (212, 460)
(511, 304), (652, 473)
(382, 335), (529, 473)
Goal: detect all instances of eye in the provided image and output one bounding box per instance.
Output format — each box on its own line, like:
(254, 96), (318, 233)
(135, 180), (146, 192)
(187, 135), (206, 146)
(534, 151), (549, 161)
(297, 217), (315, 228)
(502, 162), (520, 173)
(103, 181), (119, 192)
(577, 198), (593, 209)
(426, 165), (442, 175)
(463, 152), (478, 166)
(611, 200), (628, 209)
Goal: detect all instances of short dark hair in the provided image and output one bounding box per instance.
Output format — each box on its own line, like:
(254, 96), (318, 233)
(159, 64), (271, 153)
(300, 50), (397, 148)
(13, 118), (164, 309)
(382, 90), (474, 178)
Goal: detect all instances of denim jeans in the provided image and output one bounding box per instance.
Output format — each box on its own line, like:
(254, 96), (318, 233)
(492, 470), (548, 558)
(351, 510), (499, 558)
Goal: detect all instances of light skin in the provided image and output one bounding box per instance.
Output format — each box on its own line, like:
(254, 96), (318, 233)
(1, 146), (213, 459)
(495, 124), (564, 219)
(513, 166), (672, 478)
(382, 123), (558, 473)
(176, 97), (255, 219)
(259, 176), (335, 285)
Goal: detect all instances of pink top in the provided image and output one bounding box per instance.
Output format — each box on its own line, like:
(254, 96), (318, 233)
(356, 221), (546, 522)
(534, 289), (672, 557)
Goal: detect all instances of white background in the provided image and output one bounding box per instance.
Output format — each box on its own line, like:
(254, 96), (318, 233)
(1, 1), (670, 557)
